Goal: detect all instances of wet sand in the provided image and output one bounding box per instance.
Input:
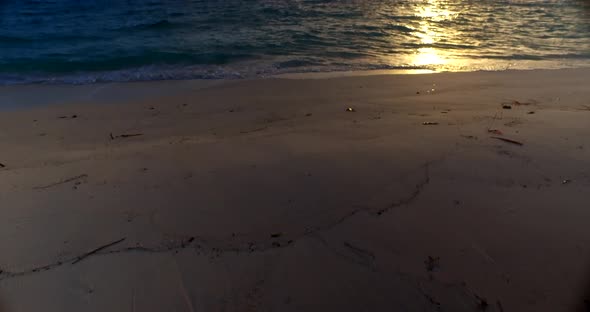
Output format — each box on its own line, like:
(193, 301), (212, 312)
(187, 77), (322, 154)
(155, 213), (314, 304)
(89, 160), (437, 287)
(0, 69), (589, 311)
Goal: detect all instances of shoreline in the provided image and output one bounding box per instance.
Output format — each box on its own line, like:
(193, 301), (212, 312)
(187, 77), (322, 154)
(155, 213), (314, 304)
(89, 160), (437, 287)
(1, 67), (589, 111)
(2, 62), (590, 89)
(0, 68), (589, 311)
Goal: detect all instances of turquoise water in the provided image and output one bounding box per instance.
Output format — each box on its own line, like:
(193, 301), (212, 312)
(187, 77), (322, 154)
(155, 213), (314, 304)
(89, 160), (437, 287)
(1, 0), (589, 84)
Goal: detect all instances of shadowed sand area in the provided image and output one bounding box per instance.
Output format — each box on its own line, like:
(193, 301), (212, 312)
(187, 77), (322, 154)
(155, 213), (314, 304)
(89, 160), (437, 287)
(0, 69), (589, 311)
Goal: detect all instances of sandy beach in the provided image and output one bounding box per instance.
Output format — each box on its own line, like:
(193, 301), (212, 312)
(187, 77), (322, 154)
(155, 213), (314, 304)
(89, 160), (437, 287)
(0, 69), (589, 311)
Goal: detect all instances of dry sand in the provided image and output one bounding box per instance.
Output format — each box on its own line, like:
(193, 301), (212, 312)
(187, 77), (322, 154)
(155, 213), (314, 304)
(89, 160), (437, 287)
(0, 69), (589, 312)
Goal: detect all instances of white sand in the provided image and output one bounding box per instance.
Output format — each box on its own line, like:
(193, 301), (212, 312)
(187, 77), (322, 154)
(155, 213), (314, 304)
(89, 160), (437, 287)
(0, 69), (589, 311)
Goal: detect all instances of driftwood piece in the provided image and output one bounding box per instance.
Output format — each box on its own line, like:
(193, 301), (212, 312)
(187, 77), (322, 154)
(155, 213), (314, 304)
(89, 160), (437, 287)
(119, 134), (143, 138)
(240, 127), (267, 134)
(72, 238), (126, 264)
(490, 136), (523, 146)
(110, 133), (144, 140)
(33, 174), (88, 190)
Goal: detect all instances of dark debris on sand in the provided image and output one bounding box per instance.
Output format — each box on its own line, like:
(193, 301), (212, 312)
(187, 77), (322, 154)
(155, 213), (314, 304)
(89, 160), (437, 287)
(110, 133), (144, 140)
(425, 256), (440, 272)
(475, 295), (489, 311)
(58, 115), (77, 119)
(490, 136), (523, 146)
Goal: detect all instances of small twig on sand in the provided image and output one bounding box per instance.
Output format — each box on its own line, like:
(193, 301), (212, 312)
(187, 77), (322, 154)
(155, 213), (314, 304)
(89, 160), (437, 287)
(343, 242), (375, 261)
(240, 127), (267, 134)
(72, 238), (126, 264)
(486, 111), (503, 133)
(58, 115), (78, 119)
(0, 163), (5, 168)
(497, 300), (504, 312)
(119, 134), (143, 138)
(490, 136), (523, 146)
(512, 100), (532, 106)
(471, 243), (496, 264)
(110, 133), (144, 140)
(33, 174), (88, 190)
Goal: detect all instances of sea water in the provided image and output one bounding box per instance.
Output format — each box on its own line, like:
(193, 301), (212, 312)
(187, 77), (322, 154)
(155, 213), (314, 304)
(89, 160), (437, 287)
(1, 0), (589, 84)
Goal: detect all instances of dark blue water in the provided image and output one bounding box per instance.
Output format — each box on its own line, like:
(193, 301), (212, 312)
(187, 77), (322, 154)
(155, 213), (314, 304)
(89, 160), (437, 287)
(1, 0), (589, 84)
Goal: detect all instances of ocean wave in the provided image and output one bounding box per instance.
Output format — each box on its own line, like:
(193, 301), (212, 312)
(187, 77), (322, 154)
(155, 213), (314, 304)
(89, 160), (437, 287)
(0, 60), (589, 86)
(114, 19), (187, 31)
(0, 51), (254, 74)
(0, 61), (467, 86)
(0, 62), (432, 85)
(275, 59), (326, 68)
(385, 24), (415, 33)
(0, 33), (105, 44)
(480, 52), (590, 60)
(0, 35), (33, 43)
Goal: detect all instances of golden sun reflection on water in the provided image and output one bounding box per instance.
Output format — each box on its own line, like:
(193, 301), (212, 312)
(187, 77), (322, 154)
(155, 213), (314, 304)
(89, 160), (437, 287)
(408, 0), (458, 69)
(413, 48), (445, 66)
